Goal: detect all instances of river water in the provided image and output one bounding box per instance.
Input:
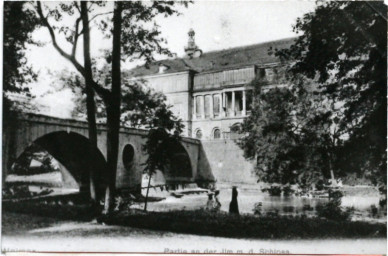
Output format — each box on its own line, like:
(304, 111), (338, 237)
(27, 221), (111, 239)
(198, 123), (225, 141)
(140, 184), (384, 219)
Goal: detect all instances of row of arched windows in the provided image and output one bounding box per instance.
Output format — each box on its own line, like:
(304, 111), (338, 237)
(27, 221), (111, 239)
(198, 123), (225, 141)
(195, 127), (221, 140)
(194, 123), (242, 140)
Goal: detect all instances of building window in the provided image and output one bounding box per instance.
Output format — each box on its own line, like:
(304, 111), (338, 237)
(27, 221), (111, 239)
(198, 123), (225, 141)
(225, 92), (233, 116)
(204, 95), (211, 118)
(195, 96), (201, 119)
(258, 68), (266, 79)
(213, 128), (221, 139)
(195, 129), (203, 139)
(213, 94), (221, 117)
(235, 91), (243, 116)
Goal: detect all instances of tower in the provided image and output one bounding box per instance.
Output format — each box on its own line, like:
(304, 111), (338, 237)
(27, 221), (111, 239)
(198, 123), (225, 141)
(184, 28), (202, 58)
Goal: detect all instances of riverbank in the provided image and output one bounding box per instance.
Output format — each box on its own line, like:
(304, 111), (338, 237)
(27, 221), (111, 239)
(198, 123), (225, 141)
(2, 212), (386, 254)
(3, 202), (386, 239)
(102, 209), (386, 239)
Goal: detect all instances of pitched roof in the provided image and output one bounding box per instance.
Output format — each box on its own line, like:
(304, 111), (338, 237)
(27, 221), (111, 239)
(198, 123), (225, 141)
(128, 37), (296, 77)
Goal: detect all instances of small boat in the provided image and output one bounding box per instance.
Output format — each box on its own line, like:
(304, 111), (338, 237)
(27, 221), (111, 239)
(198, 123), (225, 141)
(311, 190), (330, 198)
(170, 192), (184, 198)
(300, 193), (312, 198)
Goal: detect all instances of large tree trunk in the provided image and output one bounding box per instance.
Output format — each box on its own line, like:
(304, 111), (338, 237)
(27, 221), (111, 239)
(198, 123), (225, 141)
(103, 2), (122, 215)
(85, 86), (98, 202)
(81, 2), (98, 204)
(144, 172), (152, 211)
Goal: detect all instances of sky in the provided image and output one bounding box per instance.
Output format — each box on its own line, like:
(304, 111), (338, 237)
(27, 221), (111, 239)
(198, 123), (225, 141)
(24, 1), (317, 118)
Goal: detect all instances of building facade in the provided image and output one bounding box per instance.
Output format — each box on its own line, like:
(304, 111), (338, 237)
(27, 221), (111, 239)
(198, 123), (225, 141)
(129, 30), (295, 184)
(129, 30), (293, 142)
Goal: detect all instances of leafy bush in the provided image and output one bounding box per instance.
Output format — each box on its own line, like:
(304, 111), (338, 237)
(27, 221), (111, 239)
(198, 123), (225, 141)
(113, 195), (134, 212)
(262, 186), (282, 196)
(302, 204), (313, 211)
(370, 204), (378, 218)
(252, 203), (262, 215)
(316, 198), (353, 221)
(282, 185), (294, 196)
(283, 206), (295, 213)
(315, 179), (325, 191)
(265, 209), (279, 218)
(328, 189), (343, 199)
(379, 197), (387, 208)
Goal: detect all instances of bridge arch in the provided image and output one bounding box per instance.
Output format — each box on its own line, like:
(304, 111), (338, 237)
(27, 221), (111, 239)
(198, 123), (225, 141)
(3, 114), (214, 192)
(161, 137), (193, 180)
(11, 131), (107, 196)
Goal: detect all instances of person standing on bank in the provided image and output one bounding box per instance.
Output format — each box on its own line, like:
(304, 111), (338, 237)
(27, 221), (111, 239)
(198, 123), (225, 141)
(213, 190), (221, 211)
(229, 186), (239, 215)
(206, 192), (214, 211)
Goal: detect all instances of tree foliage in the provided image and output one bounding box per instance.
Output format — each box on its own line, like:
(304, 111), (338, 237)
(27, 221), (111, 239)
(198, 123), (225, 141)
(240, 77), (345, 188)
(277, 1), (387, 186)
(3, 1), (39, 93)
(3, 1), (41, 118)
(241, 1), (387, 187)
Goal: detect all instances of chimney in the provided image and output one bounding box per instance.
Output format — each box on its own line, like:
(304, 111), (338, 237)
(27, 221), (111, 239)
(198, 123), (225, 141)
(184, 28), (202, 58)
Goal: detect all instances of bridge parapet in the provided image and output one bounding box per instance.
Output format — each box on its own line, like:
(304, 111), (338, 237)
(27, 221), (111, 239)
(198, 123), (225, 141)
(17, 113), (91, 130)
(17, 113), (201, 143)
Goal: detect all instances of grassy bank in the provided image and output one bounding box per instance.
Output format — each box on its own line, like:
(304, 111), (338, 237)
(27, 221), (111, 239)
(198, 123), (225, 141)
(3, 202), (386, 239)
(2, 201), (96, 221)
(103, 209), (386, 239)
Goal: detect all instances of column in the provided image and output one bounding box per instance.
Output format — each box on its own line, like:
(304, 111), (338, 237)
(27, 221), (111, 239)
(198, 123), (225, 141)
(242, 90), (246, 116)
(210, 94), (214, 118)
(231, 91), (235, 117)
(219, 93), (223, 118)
(222, 92), (226, 117)
(193, 96), (196, 120)
(201, 95), (205, 119)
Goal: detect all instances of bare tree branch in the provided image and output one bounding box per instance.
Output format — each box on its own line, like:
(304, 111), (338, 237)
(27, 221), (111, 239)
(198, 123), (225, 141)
(87, 2), (95, 12)
(89, 11), (113, 23)
(74, 1), (81, 13)
(36, 1), (110, 98)
(37, 2), (84, 73)
(71, 17), (82, 57)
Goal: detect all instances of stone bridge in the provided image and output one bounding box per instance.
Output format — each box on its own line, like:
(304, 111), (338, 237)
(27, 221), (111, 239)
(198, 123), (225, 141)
(2, 113), (214, 194)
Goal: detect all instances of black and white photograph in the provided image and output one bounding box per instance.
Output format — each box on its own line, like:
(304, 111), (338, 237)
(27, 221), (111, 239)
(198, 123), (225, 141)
(1, 0), (387, 254)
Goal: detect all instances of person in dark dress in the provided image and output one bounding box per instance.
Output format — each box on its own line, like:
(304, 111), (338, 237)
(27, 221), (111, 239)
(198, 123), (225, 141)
(229, 186), (239, 215)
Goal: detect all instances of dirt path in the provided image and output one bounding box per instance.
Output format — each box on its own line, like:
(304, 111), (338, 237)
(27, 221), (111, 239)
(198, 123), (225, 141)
(2, 212), (386, 254)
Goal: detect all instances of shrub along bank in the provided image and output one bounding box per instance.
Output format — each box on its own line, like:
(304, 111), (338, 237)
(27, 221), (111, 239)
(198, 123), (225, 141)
(3, 202), (386, 239)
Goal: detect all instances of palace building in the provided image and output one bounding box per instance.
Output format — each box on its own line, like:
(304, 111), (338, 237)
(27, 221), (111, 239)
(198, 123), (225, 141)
(129, 30), (294, 185)
(129, 29), (294, 142)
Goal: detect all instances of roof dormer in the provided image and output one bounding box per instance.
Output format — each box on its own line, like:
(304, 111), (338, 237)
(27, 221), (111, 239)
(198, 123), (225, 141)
(158, 63), (169, 74)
